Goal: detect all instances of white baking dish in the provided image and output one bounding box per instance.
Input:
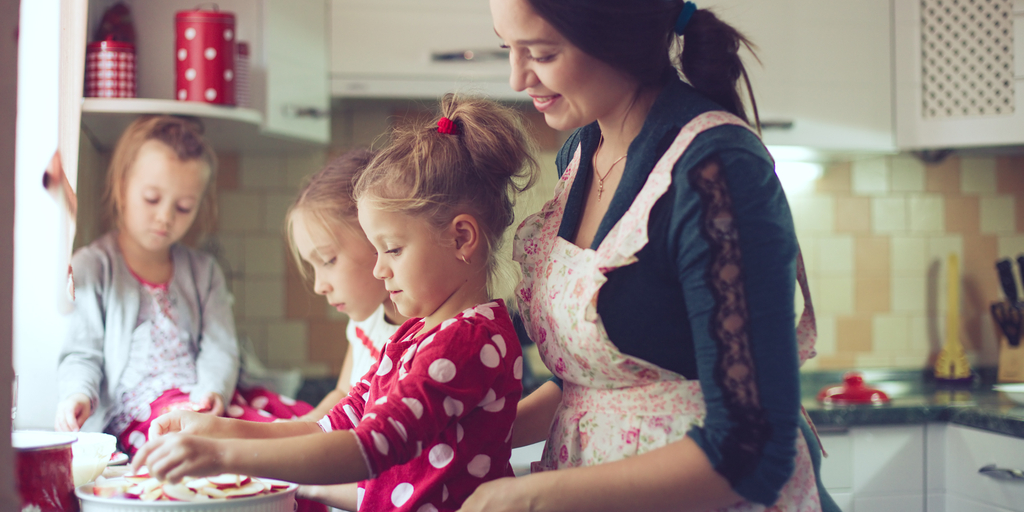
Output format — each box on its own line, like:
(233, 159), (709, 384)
(76, 479), (298, 512)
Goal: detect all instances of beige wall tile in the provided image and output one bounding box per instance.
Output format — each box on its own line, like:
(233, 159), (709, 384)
(891, 355), (928, 368)
(835, 196), (871, 233)
(240, 154), (287, 190)
(789, 195), (835, 235)
(217, 234), (245, 276)
(813, 354), (858, 369)
(816, 162), (851, 194)
(216, 152), (240, 192)
(925, 156), (961, 194)
(230, 278), (245, 319)
(266, 321), (309, 367)
(944, 196), (979, 234)
(236, 321), (268, 363)
(285, 151), (326, 189)
(244, 277), (285, 319)
(872, 315), (910, 354)
(960, 157), (998, 194)
(812, 313), (837, 356)
(908, 314), (932, 357)
(908, 195), (945, 233)
(797, 237), (819, 275)
(854, 353), (894, 368)
(813, 276), (854, 314)
(817, 235), (854, 276)
(308, 319), (349, 375)
(265, 193), (295, 236)
(245, 236), (285, 277)
(890, 155), (926, 192)
(926, 236), (964, 269)
(892, 276), (927, 314)
(871, 197), (907, 233)
(891, 236), (927, 278)
(219, 192), (264, 233)
(852, 157), (889, 195)
(856, 277), (891, 313)
(856, 236), (890, 278)
(996, 156), (1024, 196)
(997, 236), (1024, 258)
(836, 314), (873, 353)
(980, 196), (1015, 234)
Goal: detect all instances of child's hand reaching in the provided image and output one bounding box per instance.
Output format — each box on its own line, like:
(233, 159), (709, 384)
(54, 393), (91, 432)
(131, 433), (223, 484)
(148, 410), (223, 440)
(195, 392), (225, 416)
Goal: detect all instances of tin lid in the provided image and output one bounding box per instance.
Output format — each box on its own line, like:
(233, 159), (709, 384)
(12, 430), (77, 451)
(87, 38), (134, 51)
(176, 8), (235, 23)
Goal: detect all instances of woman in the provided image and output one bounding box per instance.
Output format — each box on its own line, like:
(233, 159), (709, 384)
(459, 1), (837, 511)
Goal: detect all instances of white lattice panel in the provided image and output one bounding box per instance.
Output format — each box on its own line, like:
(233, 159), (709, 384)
(921, 0), (1015, 118)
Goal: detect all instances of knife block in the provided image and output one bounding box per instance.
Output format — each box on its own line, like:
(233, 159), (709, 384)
(997, 335), (1024, 382)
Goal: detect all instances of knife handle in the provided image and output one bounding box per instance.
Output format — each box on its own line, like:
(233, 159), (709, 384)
(998, 259), (1017, 302)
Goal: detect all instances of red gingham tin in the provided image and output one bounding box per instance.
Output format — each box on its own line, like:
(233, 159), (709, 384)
(175, 8), (235, 105)
(85, 39), (136, 98)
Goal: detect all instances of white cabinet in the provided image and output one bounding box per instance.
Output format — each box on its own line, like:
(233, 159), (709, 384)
(895, 0), (1024, 149)
(818, 425), (926, 512)
(81, 0), (330, 151)
(699, 0), (895, 152)
(932, 424), (1024, 512)
(330, 0), (524, 101)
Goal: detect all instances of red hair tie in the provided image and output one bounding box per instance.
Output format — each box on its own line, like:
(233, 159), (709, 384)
(437, 117), (459, 135)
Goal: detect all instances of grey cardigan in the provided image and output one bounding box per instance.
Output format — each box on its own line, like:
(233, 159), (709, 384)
(57, 232), (239, 432)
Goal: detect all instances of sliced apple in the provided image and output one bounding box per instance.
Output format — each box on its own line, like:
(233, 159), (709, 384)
(162, 483), (198, 502)
(91, 481), (128, 498)
(185, 477), (210, 490)
(125, 483), (145, 498)
(197, 486), (228, 499)
(223, 480), (265, 498)
(140, 487), (162, 501)
(141, 478), (162, 493)
(207, 473), (250, 488)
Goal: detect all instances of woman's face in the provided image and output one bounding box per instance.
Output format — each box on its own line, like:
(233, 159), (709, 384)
(490, 0), (639, 131)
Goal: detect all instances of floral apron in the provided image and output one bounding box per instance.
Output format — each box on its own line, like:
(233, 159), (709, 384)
(513, 112), (821, 511)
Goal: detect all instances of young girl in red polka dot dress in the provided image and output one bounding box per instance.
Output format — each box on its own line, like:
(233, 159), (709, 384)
(134, 95), (539, 512)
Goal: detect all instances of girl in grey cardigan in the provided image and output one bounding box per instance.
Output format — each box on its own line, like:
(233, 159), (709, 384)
(55, 116), (312, 456)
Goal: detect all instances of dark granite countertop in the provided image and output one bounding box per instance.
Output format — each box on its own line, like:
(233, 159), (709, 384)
(298, 367), (1024, 439)
(802, 368), (1024, 439)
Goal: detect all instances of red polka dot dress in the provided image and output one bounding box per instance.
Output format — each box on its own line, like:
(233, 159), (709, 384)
(318, 300), (523, 512)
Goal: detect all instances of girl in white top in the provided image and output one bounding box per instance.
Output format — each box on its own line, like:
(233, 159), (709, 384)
(287, 150), (408, 422)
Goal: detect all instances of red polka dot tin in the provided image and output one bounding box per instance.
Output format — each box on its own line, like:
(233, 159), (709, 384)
(175, 8), (236, 106)
(85, 38), (136, 98)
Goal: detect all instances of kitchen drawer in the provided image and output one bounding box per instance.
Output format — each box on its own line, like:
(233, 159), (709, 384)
(944, 424), (1024, 512)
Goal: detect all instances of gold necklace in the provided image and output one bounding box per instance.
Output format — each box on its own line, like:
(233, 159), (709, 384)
(595, 136), (626, 201)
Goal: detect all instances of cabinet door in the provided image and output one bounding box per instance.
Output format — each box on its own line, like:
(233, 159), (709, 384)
(894, 0), (1024, 148)
(818, 425), (925, 512)
(699, 0), (894, 151)
(263, 0), (330, 143)
(943, 424), (1024, 512)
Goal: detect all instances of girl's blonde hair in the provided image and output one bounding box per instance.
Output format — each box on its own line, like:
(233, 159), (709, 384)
(286, 149), (376, 281)
(104, 115), (218, 243)
(353, 94), (538, 294)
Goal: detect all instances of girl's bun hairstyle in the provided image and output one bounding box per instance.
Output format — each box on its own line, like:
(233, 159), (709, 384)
(354, 94), (538, 290)
(526, 0), (758, 127)
(104, 115), (218, 243)
(286, 149), (376, 281)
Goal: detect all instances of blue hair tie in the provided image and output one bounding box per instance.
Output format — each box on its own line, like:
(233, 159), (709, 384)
(674, 1), (697, 35)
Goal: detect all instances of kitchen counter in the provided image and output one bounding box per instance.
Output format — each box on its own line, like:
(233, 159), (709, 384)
(298, 367), (1024, 439)
(802, 368), (1024, 439)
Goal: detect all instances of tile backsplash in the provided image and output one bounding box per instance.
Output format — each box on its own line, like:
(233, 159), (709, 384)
(74, 101), (1024, 376)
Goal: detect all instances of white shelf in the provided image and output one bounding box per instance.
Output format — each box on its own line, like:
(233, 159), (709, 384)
(81, 98), (326, 153)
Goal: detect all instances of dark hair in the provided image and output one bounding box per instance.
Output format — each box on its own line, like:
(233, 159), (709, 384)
(525, 0), (759, 126)
(354, 94), (538, 293)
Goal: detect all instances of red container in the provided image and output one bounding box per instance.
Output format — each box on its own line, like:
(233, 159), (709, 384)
(175, 8), (235, 105)
(13, 431), (79, 512)
(85, 38), (136, 98)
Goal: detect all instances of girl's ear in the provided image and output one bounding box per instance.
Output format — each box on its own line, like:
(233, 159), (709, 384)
(450, 213), (482, 263)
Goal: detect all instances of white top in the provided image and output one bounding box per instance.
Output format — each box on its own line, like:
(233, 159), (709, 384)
(346, 303), (400, 387)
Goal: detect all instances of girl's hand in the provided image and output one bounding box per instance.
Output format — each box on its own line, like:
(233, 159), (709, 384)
(54, 393), (91, 432)
(457, 476), (535, 512)
(196, 392), (225, 416)
(131, 433), (222, 484)
(148, 410), (219, 439)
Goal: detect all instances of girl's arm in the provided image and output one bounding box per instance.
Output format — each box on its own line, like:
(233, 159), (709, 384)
(133, 429), (370, 485)
(189, 256), (240, 407)
(56, 247), (109, 429)
(511, 380), (561, 448)
(149, 410), (321, 440)
(299, 347), (355, 421)
(458, 436), (741, 512)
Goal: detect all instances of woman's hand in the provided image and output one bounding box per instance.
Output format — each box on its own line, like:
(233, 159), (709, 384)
(195, 392), (225, 416)
(131, 433), (223, 484)
(54, 393), (91, 432)
(457, 476), (536, 512)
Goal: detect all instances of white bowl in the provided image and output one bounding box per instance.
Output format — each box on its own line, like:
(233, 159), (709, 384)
(992, 383), (1024, 405)
(76, 478), (298, 512)
(72, 432), (117, 487)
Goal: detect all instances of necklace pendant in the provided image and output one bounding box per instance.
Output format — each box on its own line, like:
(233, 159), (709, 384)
(597, 181), (604, 200)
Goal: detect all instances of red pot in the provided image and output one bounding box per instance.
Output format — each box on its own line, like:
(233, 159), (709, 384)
(175, 8), (236, 105)
(13, 431), (79, 512)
